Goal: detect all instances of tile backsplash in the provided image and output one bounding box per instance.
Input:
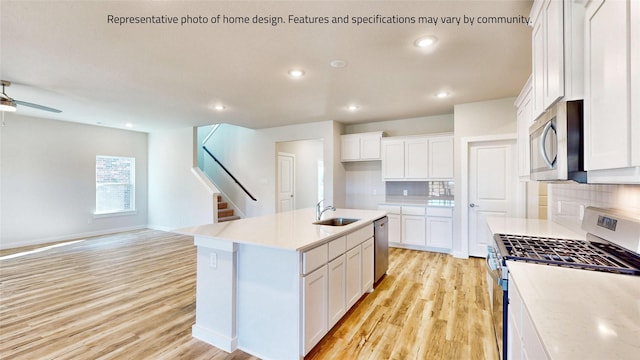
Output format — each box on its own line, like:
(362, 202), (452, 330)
(386, 181), (455, 198)
(549, 183), (640, 234)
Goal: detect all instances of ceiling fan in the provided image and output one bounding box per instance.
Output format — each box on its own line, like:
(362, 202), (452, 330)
(0, 80), (62, 113)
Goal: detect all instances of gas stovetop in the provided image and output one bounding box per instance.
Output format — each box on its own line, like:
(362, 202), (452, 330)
(494, 233), (640, 276)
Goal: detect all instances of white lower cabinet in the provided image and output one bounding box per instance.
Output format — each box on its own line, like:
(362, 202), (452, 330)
(327, 254), (346, 329)
(402, 214), (426, 246)
(302, 225), (374, 354)
(303, 265), (328, 354)
(426, 216), (453, 249)
(508, 276), (549, 360)
(345, 245), (362, 309)
(381, 204), (453, 253)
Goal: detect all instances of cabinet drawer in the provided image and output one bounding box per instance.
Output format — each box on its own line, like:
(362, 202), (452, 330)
(303, 243), (328, 275)
(378, 205), (401, 214)
(426, 207), (453, 217)
(328, 236), (346, 260)
(346, 225), (373, 250)
(402, 206), (426, 216)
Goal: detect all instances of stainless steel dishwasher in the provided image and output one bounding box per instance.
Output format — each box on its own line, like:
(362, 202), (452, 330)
(374, 216), (389, 284)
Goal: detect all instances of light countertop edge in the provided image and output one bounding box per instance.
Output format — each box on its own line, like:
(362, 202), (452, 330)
(175, 208), (387, 252)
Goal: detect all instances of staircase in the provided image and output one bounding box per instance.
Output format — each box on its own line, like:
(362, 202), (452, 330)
(217, 195), (240, 222)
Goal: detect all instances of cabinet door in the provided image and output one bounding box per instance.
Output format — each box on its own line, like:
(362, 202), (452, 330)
(303, 265), (328, 354)
(327, 255), (346, 329)
(584, 0), (630, 170)
(531, 15), (546, 119)
(516, 87), (533, 178)
(381, 139), (405, 179)
(360, 134), (381, 160)
(426, 216), (453, 249)
(543, 0), (564, 108)
(361, 238), (374, 293)
(428, 136), (454, 179)
(387, 213), (401, 245)
(401, 215), (426, 246)
(405, 138), (428, 179)
(345, 245), (362, 309)
(341, 134), (361, 161)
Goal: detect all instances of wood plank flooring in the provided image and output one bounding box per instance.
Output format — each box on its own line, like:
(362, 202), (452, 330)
(0, 230), (497, 360)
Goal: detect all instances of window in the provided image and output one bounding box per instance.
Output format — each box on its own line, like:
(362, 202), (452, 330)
(96, 156), (135, 214)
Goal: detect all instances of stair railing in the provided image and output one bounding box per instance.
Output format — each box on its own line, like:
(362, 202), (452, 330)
(202, 143), (258, 201)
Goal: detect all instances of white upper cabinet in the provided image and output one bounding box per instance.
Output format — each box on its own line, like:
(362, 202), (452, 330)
(516, 76), (533, 179)
(340, 131), (383, 162)
(530, 0), (584, 120)
(428, 135), (454, 179)
(381, 134), (454, 181)
(584, 0), (640, 183)
(404, 138), (429, 179)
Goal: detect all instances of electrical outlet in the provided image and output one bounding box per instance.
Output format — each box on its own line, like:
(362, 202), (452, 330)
(210, 253), (217, 269)
(403, 189), (408, 196)
(579, 205), (585, 221)
(557, 201), (562, 214)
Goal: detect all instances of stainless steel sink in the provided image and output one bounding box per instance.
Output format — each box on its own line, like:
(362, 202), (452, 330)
(313, 217), (360, 226)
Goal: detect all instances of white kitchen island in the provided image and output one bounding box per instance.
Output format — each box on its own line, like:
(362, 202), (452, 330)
(177, 208), (387, 360)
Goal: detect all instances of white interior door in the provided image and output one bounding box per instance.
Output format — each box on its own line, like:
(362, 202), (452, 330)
(468, 140), (519, 257)
(277, 152), (295, 212)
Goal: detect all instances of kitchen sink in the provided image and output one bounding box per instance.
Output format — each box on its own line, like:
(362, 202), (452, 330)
(313, 217), (360, 226)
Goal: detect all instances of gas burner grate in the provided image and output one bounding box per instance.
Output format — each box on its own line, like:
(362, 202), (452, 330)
(494, 234), (640, 276)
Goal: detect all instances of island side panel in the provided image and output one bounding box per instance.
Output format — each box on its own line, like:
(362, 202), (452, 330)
(192, 237), (238, 352)
(236, 243), (302, 360)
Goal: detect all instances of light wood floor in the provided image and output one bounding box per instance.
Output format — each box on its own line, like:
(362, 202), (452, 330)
(0, 230), (497, 360)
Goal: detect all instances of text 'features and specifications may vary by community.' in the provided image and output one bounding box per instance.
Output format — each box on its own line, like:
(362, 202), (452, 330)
(106, 14), (530, 27)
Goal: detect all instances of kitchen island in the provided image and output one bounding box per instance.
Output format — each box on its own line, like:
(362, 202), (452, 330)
(178, 208), (386, 360)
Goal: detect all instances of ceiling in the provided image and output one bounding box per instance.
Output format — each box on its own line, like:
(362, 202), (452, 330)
(1, 1), (533, 133)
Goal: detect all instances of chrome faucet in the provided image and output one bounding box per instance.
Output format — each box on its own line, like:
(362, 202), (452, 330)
(316, 199), (336, 221)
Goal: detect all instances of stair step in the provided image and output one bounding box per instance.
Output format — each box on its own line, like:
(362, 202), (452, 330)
(218, 202), (228, 210)
(218, 208), (234, 218)
(218, 215), (241, 223)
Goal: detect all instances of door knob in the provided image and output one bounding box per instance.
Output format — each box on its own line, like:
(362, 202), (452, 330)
(470, 203), (480, 208)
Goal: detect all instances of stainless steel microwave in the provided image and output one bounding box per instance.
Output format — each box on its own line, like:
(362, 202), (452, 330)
(529, 100), (587, 183)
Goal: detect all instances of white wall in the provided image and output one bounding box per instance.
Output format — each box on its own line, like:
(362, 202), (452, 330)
(0, 114), (148, 249)
(453, 97), (518, 257)
(276, 139), (324, 209)
(195, 120), (342, 218)
(147, 127), (218, 231)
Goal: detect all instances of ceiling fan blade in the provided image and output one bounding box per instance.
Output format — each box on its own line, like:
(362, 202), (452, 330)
(14, 99), (62, 113)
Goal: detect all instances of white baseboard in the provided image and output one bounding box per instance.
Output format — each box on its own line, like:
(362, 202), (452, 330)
(191, 324), (238, 353)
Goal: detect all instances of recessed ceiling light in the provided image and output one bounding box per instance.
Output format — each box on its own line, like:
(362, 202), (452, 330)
(125, 123), (134, 128)
(330, 60), (347, 68)
(288, 69), (305, 78)
(214, 105), (225, 111)
(415, 36), (438, 48)
(347, 104), (360, 111)
(435, 91), (449, 98)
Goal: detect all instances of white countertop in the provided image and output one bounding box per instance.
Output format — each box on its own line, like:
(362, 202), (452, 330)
(487, 216), (640, 360)
(486, 216), (585, 240)
(177, 208), (387, 252)
(508, 261), (640, 360)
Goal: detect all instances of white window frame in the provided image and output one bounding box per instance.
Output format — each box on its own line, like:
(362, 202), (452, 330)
(95, 155), (136, 216)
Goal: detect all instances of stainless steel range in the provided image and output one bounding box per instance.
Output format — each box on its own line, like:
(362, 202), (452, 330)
(486, 207), (640, 360)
